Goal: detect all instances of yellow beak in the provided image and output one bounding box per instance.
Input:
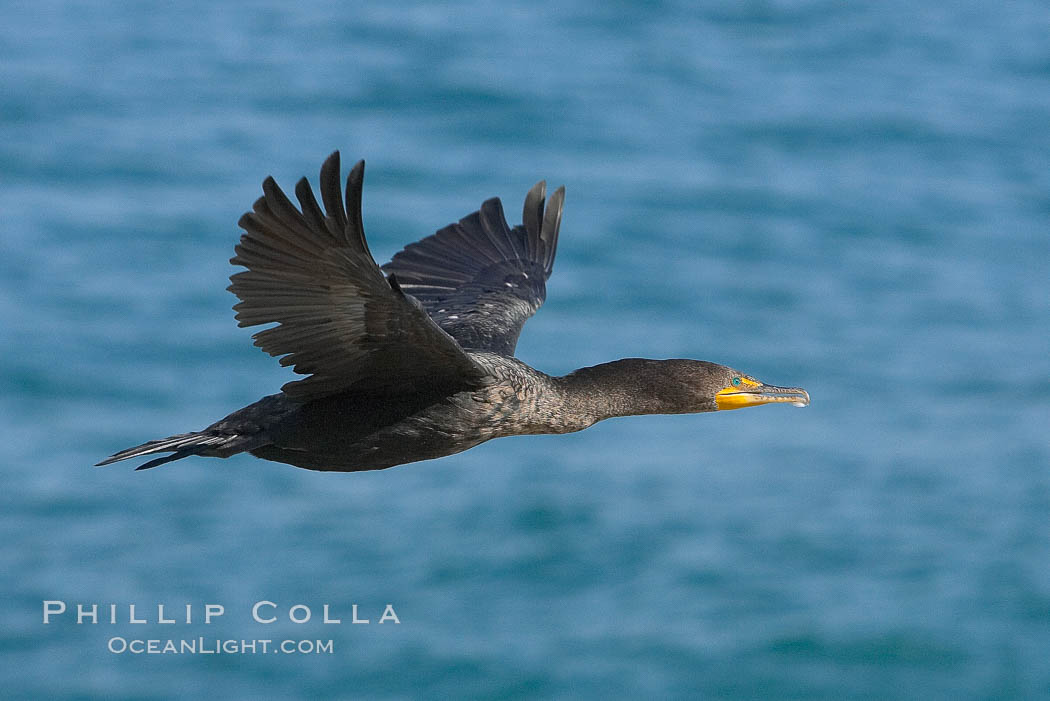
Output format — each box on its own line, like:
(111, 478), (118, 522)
(715, 383), (810, 411)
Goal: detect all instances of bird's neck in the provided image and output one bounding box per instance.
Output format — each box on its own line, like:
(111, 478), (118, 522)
(553, 358), (691, 426)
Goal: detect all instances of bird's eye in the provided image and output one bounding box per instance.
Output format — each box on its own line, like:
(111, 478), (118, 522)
(731, 377), (741, 387)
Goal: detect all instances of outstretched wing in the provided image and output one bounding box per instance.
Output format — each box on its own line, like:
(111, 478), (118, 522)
(381, 181), (564, 356)
(229, 152), (489, 400)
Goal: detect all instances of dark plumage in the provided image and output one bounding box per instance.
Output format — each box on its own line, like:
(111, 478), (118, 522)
(97, 152), (809, 473)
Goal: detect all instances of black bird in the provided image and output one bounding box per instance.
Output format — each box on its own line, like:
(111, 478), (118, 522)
(97, 152), (809, 473)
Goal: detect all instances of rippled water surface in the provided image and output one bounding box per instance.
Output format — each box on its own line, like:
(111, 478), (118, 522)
(3, 1), (1049, 698)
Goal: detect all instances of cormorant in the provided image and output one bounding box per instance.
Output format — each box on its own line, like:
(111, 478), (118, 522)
(97, 152), (809, 473)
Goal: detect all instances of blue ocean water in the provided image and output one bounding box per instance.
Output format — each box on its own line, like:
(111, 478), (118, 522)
(3, 0), (1049, 698)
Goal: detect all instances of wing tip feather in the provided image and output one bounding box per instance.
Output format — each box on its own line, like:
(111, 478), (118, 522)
(541, 185), (565, 274)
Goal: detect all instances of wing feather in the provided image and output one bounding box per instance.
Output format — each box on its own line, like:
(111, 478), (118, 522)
(382, 183), (565, 356)
(228, 152), (488, 400)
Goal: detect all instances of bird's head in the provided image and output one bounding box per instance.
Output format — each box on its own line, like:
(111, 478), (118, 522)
(651, 359), (810, 413)
(710, 364), (809, 411)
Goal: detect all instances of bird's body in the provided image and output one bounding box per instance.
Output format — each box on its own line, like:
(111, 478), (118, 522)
(98, 153), (808, 473)
(202, 354), (569, 472)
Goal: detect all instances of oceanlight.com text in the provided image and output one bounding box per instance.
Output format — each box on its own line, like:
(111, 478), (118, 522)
(107, 637), (334, 655)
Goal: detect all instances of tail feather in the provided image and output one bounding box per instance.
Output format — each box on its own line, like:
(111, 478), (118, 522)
(95, 433), (232, 471)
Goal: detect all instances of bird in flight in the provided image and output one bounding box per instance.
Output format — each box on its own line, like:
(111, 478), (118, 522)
(98, 152), (809, 472)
